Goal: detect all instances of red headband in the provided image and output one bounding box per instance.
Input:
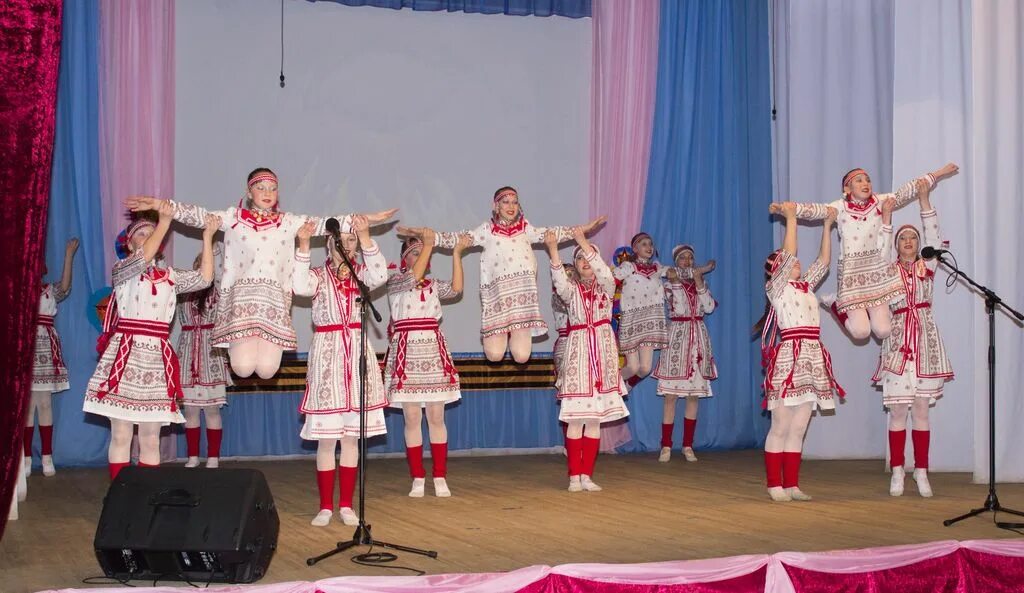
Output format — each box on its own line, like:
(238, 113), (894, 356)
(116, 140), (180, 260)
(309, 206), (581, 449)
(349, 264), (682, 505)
(766, 250), (785, 275)
(494, 189), (517, 203)
(672, 244), (695, 262)
(630, 232), (652, 250)
(842, 168), (868, 190)
(248, 172), (278, 189)
(126, 219), (156, 242)
(401, 238), (423, 261)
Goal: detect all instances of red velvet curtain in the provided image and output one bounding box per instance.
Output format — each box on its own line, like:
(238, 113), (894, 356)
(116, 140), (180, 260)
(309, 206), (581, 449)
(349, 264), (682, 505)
(0, 0), (63, 537)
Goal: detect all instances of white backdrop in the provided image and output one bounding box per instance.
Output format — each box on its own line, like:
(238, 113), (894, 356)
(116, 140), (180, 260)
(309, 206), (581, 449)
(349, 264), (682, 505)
(771, 0), (896, 460)
(174, 0), (592, 352)
(774, 0), (1024, 481)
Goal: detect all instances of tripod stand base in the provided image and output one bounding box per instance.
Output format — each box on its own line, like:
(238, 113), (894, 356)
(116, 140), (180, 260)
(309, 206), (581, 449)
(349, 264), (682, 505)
(306, 523), (438, 566)
(943, 492), (1024, 527)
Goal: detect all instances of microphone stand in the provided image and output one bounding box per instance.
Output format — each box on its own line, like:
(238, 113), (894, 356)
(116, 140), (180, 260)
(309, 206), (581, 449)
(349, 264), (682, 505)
(307, 232), (438, 566)
(936, 253), (1024, 528)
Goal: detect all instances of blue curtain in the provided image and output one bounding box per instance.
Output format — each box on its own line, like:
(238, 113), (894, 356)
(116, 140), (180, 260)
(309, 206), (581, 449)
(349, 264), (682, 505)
(632, 0), (775, 452)
(308, 0), (590, 18)
(30, 0), (109, 468)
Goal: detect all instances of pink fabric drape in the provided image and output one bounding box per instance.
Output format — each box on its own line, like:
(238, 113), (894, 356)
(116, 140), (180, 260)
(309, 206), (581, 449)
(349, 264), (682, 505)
(588, 0), (659, 255)
(39, 540), (1024, 593)
(98, 0), (175, 272)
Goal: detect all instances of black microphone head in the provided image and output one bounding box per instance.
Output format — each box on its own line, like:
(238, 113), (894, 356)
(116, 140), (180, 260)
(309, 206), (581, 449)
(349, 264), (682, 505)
(920, 246), (937, 258)
(325, 217), (340, 233)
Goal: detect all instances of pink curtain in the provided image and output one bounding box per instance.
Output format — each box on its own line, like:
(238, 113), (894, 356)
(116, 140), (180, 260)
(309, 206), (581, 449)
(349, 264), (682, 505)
(38, 539), (1024, 593)
(98, 0), (175, 272)
(588, 0), (659, 255)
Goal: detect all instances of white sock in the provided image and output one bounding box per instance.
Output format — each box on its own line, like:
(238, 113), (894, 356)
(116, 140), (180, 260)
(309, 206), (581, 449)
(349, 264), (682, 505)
(767, 486), (791, 502)
(682, 447), (698, 462)
(580, 475), (602, 492)
(41, 455), (56, 476)
(658, 447), (671, 462)
(890, 466), (905, 497)
(205, 457), (219, 469)
(433, 477), (451, 497)
(914, 469), (933, 497)
(184, 456), (200, 468)
(568, 475), (582, 492)
(787, 487), (812, 501)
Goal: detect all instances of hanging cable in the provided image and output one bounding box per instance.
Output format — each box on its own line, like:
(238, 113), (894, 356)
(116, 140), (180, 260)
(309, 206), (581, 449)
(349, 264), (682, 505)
(279, 0), (286, 88)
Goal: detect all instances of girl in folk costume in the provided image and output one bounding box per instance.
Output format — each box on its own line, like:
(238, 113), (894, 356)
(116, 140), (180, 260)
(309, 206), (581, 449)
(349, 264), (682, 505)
(25, 238), (79, 476)
(545, 228), (629, 492)
(875, 187), (953, 497)
(757, 203), (843, 502)
(787, 163), (958, 340)
(176, 244), (232, 469)
(403, 186), (604, 364)
(384, 229), (471, 498)
(125, 168), (397, 380)
(653, 245), (717, 463)
(83, 204), (217, 480)
(613, 233), (668, 383)
(293, 217), (388, 527)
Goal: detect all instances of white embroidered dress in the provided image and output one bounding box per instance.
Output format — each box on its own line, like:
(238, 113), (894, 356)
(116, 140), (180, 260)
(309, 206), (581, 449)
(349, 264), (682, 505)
(84, 252), (210, 424)
(293, 243), (388, 440)
(32, 283), (70, 393)
(794, 176), (931, 313)
(761, 251), (843, 411)
(550, 249), (629, 424)
(873, 209), (954, 406)
(176, 286), (232, 407)
(654, 276), (717, 397)
(612, 260), (668, 354)
(436, 218), (571, 339)
(171, 201), (353, 350)
(384, 269), (462, 406)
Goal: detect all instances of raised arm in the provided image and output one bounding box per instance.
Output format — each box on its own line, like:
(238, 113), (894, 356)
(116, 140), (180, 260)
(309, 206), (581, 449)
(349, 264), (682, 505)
(142, 201), (175, 264)
(408, 222), (486, 250)
(450, 234), (470, 295)
(292, 221), (320, 297)
(353, 218), (388, 291)
(574, 227), (615, 295)
(880, 191), (896, 261)
(891, 162), (958, 210)
(771, 200), (834, 221)
(804, 207), (837, 288)
(774, 201), (799, 257)
(125, 195), (227, 230)
(545, 231), (575, 304)
(57, 238), (79, 300)
(529, 215), (607, 245)
(410, 229), (435, 283)
(198, 215), (218, 284)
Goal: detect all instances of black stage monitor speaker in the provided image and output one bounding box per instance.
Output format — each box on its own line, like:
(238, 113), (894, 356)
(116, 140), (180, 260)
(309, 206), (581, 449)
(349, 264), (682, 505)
(94, 467), (279, 584)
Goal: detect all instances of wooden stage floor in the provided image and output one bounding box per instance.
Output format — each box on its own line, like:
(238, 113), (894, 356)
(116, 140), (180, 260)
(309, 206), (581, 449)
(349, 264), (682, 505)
(4, 450), (1024, 592)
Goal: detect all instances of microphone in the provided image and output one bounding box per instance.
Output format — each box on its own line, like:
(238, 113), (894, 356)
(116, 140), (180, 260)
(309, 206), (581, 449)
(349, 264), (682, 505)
(920, 246), (948, 259)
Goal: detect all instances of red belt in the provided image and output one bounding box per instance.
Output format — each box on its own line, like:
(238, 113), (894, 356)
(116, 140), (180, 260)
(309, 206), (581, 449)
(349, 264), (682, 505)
(762, 325), (843, 408)
(37, 314), (65, 376)
(181, 323), (214, 381)
(670, 315), (704, 322)
(390, 318), (457, 389)
(567, 318), (612, 390)
(315, 323), (362, 332)
(97, 319), (181, 410)
(894, 302), (930, 315)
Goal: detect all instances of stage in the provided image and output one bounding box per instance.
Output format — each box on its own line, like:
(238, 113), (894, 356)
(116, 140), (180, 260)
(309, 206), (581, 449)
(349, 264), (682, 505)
(4, 450), (1024, 592)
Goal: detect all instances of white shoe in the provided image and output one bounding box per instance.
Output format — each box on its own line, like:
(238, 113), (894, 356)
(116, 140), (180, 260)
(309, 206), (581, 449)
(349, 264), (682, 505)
(310, 509), (332, 527)
(787, 487), (812, 501)
(890, 466), (905, 496)
(184, 456), (200, 468)
(23, 456), (31, 478)
(580, 475), (602, 492)
(41, 455), (56, 477)
(683, 447), (698, 462)
(768, 486), (792, 502)
(914, 469), (933, 498)
(338, 507), (358, 526)
(205, 457), (219, 469)
(408, 477), (426, 498)
(658, 447), (671, 463)
(568, 475), (583, 492)
(433, 477), (452, 497)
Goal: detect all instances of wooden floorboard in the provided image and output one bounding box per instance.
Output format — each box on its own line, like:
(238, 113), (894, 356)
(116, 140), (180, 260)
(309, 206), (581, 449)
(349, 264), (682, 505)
(4, 451), (1024, 592)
